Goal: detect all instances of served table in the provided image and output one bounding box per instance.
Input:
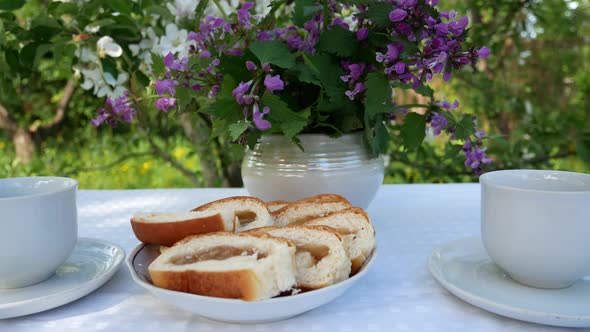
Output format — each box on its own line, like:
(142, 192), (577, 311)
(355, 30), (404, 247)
(0, 185), (576, 331)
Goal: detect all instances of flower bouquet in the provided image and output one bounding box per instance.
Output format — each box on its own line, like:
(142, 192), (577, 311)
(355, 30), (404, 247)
(94, 0), (491, 174)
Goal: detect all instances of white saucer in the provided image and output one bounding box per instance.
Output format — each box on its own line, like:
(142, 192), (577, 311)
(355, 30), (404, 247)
(429, 237), (590, 328)
(0, 237), (125, 319)
(127, 243), (376, 323)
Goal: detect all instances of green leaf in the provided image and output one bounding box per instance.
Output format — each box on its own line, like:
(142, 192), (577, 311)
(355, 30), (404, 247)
(307, 53), (346, 106)
(144, 5), (172, 19)
(176, 87), (193, 110)
(219, 51), (257, 82)
(30, 16), (61, 41)
(19, 43), (37, 68)
(34, 44), (53, 67)
(247, 131), (261, 150)
(0, 0), (25, 10)
(194, 0), (210, 22)
(365, 73), (392, 120)
(293, 0), (322, 26)
(358, 3), (392, 27)
(371, 119), (390, 155)
(316, 26), (358, 57)
(0, 20), (4, 44)
(4, 49), (19, 71)
(101, 57), (118, 78)
(294, 63), (321, 86)
(107, 0), (132, 14)
(51, 2), (78, 16)
(151, 53), (166, 78)
(262, 93), (309, 139)
(229, 122), (251, 141)
(414, 82), (434, 98)
(401, 112), (426, 150)
(453, 115), (476, 140)
(250, 41), (296, 69)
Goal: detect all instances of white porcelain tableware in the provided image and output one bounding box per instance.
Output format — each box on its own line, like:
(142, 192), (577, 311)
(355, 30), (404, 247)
(429, 237), (590, 328)
(480, 169), (590, 289)
(0, 176), (79, 289)
(0, 237), (125, 319)
(242, 133), (384, 209)
(127, 243), (376, 323)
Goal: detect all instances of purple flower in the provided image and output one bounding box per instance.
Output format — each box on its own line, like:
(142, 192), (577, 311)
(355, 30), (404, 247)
(238, 2), (255, 30)
(437, 98), (459, 110)
(188, 31), (201, 42)
(253, 104), (272, 130)
(478, 46), (491, 59)
(91, 112), (109, 127)
(394, 62), (406, 74)
(262, 63), (271, 73)
(345, 82), (365, 100)
(155, 97), (176, 112)
(389, 9), (408, 22)
(449, 16), (469, 36)
(431, 112), (448, 136)
(434, 23), (448, 35)
(463, 140), (492, 173)
(92, 93), (136, 127)
(246, 61), (257, 71)
(341, 63), (366, 82)
(209, 85), (220, 98)
(155, 79), (176, 96)
(264, 74), (284, 92)
(356, 27), (369, 41)
(443, 71), (452, 81)
(200, 51), (211, 58)
(376, 44), (401, 64)
(332, 18), (349, 30)
(232, 81), (252, 104)
(163, 52), (188, 72)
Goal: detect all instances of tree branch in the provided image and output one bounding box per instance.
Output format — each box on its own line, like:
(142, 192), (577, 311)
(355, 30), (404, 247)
(146, 135), (202, 186)
(30, 78), (77, 136)
(0, 102), (18, 133)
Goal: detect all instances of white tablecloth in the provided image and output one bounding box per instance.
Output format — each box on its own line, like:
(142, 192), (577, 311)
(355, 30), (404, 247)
(0, 185), (580, 331)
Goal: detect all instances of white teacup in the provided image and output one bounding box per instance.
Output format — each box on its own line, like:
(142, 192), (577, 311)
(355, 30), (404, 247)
(0, 177), (78, 289)
(480, 170), (590, 289)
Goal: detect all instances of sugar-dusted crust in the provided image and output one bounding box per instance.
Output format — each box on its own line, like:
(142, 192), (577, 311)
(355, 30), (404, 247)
(131, 214), (228, 247)
(149, 268), (260, 301)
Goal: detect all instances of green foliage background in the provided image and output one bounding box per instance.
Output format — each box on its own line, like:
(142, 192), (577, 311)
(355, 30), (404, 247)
(0, 0), (588, 189)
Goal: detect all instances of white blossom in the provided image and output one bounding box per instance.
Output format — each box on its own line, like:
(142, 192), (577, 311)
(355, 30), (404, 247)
(75, 47), (98, 63)
(79, 67), (127, 98)
(97, 36), (123, 58)
(153, 23), (190, 58)
(166, 0), (198, 20)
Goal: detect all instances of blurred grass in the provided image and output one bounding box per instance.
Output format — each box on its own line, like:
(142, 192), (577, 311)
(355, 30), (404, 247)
(0, 134), (199, 189)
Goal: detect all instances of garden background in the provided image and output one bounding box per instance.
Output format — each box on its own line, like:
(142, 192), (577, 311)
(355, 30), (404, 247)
(1, 0), (588, 189)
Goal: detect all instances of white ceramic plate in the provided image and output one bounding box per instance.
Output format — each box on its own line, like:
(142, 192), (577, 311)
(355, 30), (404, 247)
(127, 243), (376, 323)
(429, 237), (590, 328)
(0, 237), (125, 319)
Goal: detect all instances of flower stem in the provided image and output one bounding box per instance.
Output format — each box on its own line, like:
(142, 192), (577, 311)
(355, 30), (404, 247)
(212, 0), (229, 21)
(322, 0), (329, 30)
